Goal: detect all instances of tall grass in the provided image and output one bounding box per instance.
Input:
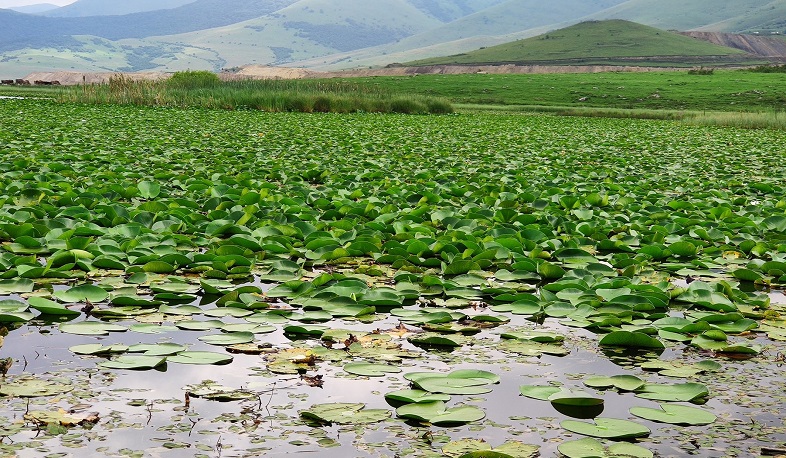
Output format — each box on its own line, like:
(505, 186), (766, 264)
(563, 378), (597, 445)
(685, 111), (786, 130)
(458, 103), (786, 130)
(57, 73), (453, 114)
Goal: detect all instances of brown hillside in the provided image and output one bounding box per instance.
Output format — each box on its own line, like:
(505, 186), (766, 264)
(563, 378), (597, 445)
(682, 32), (786, 59)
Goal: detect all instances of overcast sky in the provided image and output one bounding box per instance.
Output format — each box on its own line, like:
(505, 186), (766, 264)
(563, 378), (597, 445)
(0, 0), (76, 7)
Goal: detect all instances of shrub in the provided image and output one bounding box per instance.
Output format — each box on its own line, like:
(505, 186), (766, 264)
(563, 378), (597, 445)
(167, 70), (222, 90)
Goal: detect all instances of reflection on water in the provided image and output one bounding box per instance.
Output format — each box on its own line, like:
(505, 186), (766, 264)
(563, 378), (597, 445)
(1, 287), (785, 458)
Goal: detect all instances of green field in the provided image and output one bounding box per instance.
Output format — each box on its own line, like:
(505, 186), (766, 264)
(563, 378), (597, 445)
(340, 69), (786, 112)
(0, 97), (785, 457)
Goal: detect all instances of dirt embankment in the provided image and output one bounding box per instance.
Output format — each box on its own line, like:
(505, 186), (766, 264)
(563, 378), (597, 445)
(682, 31), (786, 60)
(20, 71), (169, 85)
(224, 63), (690, 81)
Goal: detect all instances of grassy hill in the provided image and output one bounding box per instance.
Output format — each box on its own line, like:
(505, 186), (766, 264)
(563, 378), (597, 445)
(406, 20), (753, 67)
(289, 0), (628, 69)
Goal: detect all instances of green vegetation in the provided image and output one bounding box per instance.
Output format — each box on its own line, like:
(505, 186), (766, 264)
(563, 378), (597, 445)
(340, 69), (786, 112)
(408, 20), (751, 67)
(56, 73), (453, 114)
(0, 97), (785, 456)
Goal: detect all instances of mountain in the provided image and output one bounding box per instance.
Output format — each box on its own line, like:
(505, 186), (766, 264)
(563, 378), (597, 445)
(0, 0), (299, 51)
(7, 3), (59, 14)
(1, 0), (785, 77)
(589, 0), (786, 32)
(406, 20), (752, 66)
(42, 0), (197, 17)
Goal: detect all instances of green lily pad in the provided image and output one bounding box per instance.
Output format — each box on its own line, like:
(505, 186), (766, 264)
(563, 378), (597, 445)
(53, 284), (109, 303)
(583, 375), (646, 392)
(300, 402), (391, 425)
(127, 343), (187, 356)
(27, 297), (81, 317)
(344, 362), (402, 377)
(599, 331), (664, 349)
(69, 344), (129, 355)
(98, 355), (167, 370)
(558, 437), (653, 458)
(630, 403), (716, 425)
(384, 389), (452, 405)
(561, 417), (650, 439)
(0, 376), (74, 397)
(167, 351), (233, 365)
(635, 382), (709, 402)
(59, 321), (127, 336)
(396, 401), (486, 426)
(198, 331), (255, 346)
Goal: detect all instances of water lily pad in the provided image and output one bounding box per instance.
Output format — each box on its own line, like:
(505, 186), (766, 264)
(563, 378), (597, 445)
(198, 331), (255, 346)
(385, 389), (451, 405)
(344, 362), (402, 377)
(185, 381), (256, 401)
(167, 351), (233, 365)
(629, 403), (716, 425)
(300, 402), (391, 425)
(406, 370), (499, 395)
(25, 409), (100, 427)
(98, 355), (167, 370)
(0, 376), (74, 397)
(127, 343), (187, 356)
(396, 401), (486, 426)
(561, 417), (650, 439)
(69, 343), (129, 355)
(558, 437), (653, 458)
(27, 296), (81, 317)
(583, 375), (646, 392)
(59, 321), (127, 335)
(175, 319), (225, 331)
(635, 383), (709, 402)
(53, 284), (109, 303)
(599, 331), (664, 349)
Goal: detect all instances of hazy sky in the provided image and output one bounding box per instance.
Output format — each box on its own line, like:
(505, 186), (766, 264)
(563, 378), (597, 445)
(0, 0), (76, 7)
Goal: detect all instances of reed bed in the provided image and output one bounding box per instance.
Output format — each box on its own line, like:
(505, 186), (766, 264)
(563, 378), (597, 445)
(57, 72), (453, 114)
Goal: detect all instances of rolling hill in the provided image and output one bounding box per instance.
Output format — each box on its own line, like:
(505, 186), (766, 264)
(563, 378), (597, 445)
(42, 0), (197, 17)
(405, 20), (754, 67)
(1, 0), (786, 76)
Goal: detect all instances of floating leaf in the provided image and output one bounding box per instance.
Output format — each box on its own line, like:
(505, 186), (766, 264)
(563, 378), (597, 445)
(557, 437), (653, 458)
(27, 297), (81, 317)
(635, 383), (709, 402)
(300, 402), (391, 425)
(59, 321), (127, 336)
(584, 375), (646, 392)
(53, 284), (109, 303)
(630, 403), (716, 425)
(561, 417), (650, 439)
(396, 401), (485, 426)
(599, 331), (665, 349)
(167, 351), (233, 365)
(98, 355), (167, 370)
(343, 362), (402, 377)
(0, 376), (74, 397)
(198, 331), (255, 346)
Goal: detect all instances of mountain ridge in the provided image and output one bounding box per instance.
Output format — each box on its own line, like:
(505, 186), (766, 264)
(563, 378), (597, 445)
(1, 0), (785, 76)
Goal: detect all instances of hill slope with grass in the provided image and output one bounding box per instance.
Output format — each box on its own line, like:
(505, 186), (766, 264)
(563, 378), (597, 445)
(405, 20), (754, 67)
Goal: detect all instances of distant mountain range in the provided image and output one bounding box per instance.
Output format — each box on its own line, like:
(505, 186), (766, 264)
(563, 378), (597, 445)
(1, 0), (785, 76)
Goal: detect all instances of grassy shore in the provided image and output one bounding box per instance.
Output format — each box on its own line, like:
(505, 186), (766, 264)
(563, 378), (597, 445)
(54, 72), (454, 114)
